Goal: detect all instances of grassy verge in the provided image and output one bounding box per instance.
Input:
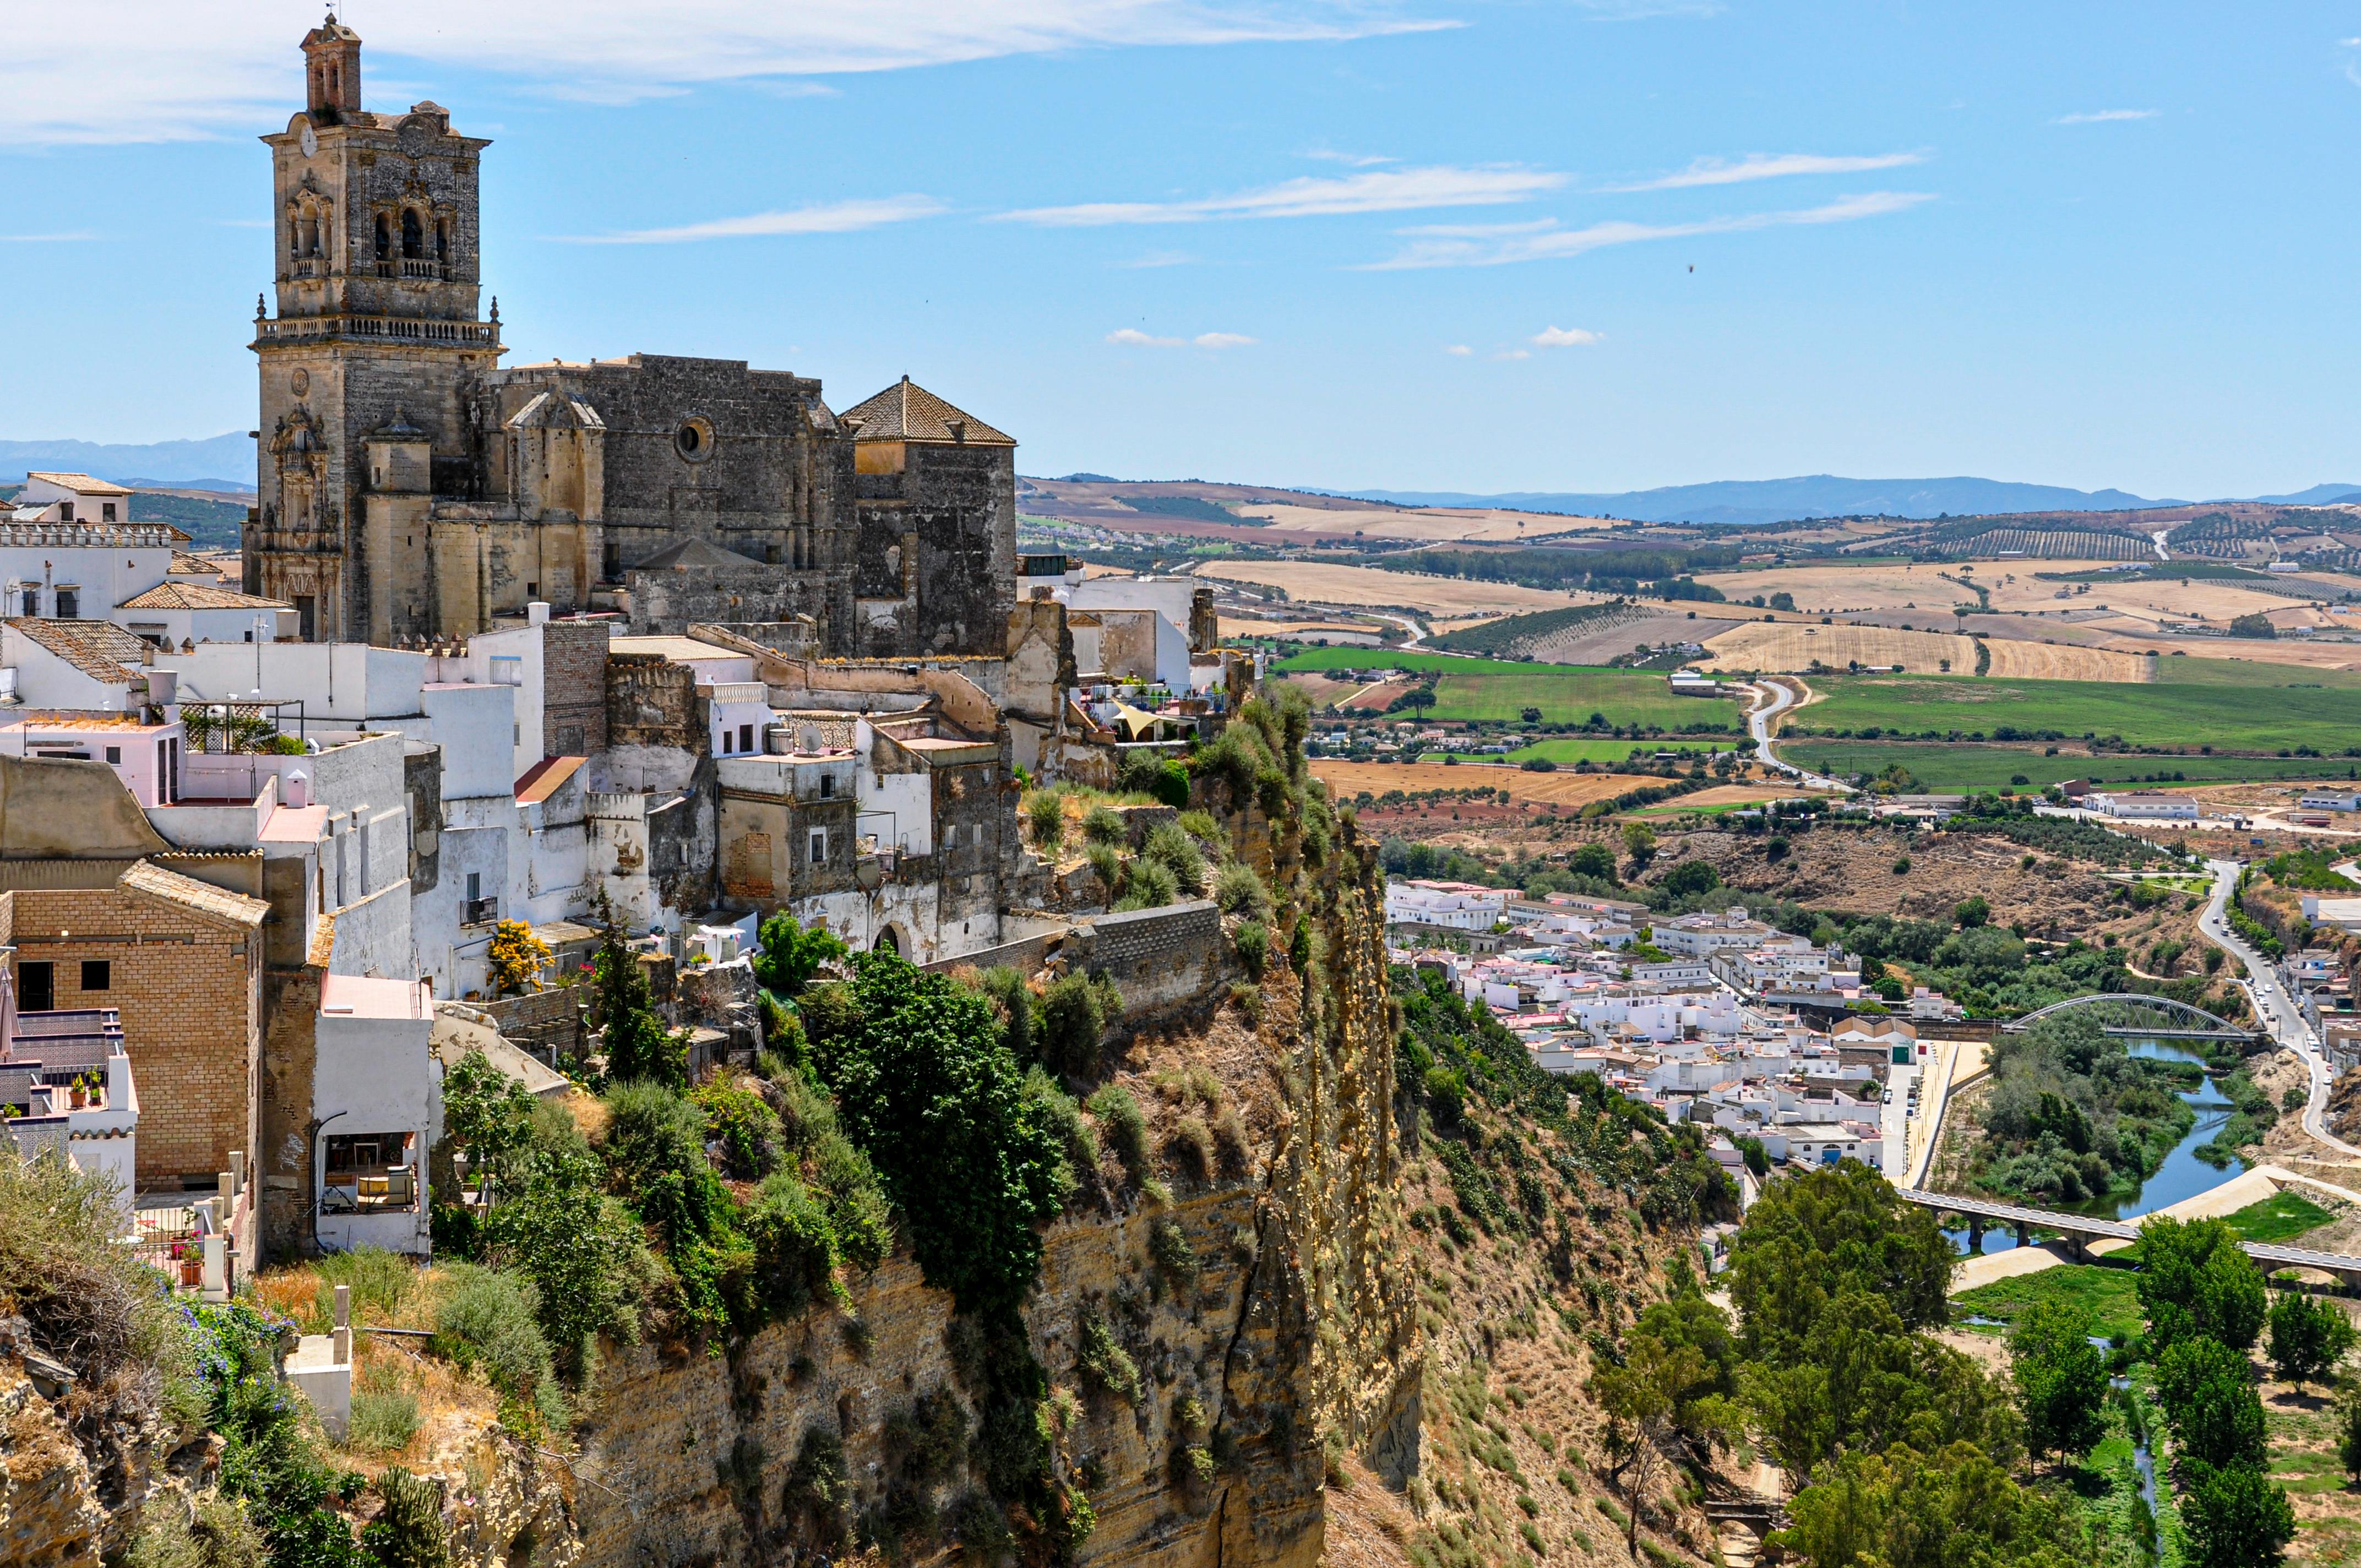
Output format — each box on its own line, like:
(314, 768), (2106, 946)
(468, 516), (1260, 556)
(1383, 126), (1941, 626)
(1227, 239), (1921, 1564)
(1951, 1262), (2145, 1343)
(2219, 1190), (2336, 1243)
(1781, 741), (2357, 791)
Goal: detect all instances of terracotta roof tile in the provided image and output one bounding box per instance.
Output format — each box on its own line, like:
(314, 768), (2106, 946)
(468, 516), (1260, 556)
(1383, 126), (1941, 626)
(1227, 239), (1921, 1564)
(117, 582), (290, 611)
(6, 618), (148, 685)
(839, 377), (1015, 447)
(118, 860), (269, 927)
(23, 471), (131, 496)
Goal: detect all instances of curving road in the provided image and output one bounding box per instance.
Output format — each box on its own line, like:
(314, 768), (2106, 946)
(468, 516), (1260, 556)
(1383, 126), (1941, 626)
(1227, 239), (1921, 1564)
(1745, 678), (1851, 792)
(2196, 856), (2361, 1158)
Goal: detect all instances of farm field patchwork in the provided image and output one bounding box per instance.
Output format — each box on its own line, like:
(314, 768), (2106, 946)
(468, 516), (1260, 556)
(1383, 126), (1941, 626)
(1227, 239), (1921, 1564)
(1428, 669), (1744, 730)
(1434, 737), (1748, 768)
(1785, 661), (2361, 753)
(1700, 619), (2149, 682)
(1308, 758), (1661, 810)
(1778, 742), (2361, 791)
(1196, 560), (1605, 616)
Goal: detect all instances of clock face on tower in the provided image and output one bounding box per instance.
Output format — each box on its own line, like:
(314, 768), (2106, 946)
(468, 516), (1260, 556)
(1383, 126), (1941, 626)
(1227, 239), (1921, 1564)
(300, 124), (317, 157)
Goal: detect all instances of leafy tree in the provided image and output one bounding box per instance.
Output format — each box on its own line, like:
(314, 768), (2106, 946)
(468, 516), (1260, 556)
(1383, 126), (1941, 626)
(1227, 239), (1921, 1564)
(1519, 705), (1543, 723)
(1588, 1336), (1682, 1556)
(1658, 859), (1721, 897)
(2009, 1301), (2108, 1471)
(591, 922), (685, 1087)
(1622, 821), (1658, 864)
(2180, 1458), (2295, 1568)
(806, 950), (1069, 1314)
(2135, 1216), (2267, 1352)
(1954, 896), (1990, 929)
(1770, 1440), (2082, 1568)
(754, 911), (849, 999)
(2337, 1379), (2361, 1482)
(1742, 1291), (2018, 1478)
(2267, 1289), (2357, 1392)
(1036, 971), (1120, 1079)
(481, 1141), (654, 1374)
(439, 1048), (538, 1205)
(2156, 1335), (2268, 1470)
(1726, 1162), (1954, 1357)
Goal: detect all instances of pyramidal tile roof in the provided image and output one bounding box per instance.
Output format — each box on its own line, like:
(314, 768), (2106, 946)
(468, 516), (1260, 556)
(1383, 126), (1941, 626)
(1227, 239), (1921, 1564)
(839, 376), (1014, 447)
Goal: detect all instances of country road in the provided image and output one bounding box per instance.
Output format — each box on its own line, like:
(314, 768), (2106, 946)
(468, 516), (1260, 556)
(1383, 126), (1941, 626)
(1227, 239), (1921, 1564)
(2197, 856), (2361, 1158)
(1746, 678), (1850, 792)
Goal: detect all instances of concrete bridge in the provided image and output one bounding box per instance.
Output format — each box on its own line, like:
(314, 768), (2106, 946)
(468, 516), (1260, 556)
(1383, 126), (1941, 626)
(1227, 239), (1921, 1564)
(1895, 1188), (2361, 1289)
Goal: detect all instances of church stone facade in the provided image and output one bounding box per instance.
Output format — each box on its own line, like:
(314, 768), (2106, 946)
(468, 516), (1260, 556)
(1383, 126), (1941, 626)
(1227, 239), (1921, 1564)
(248, 15), (1014, 658)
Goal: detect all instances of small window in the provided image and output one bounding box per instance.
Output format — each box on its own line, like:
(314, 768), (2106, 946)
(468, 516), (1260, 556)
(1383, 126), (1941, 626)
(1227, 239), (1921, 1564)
(104, 745), (121, 764)
(739, 722), (754, 754)
(80, 960), (110, 992)
(808, 828), (828, 864)
(17, 962), (53, 1012)
(101, 502), (117, 523)
(53, 588), (77, 619)
(56, 502), (73, 522)
(466, 872), (482, 901)
(819, 774), (834, 799)
(674, 417), (715, 462)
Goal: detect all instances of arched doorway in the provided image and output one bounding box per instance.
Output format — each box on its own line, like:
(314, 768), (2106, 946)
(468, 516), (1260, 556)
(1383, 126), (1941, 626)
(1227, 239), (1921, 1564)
(874, 926), (900, 956)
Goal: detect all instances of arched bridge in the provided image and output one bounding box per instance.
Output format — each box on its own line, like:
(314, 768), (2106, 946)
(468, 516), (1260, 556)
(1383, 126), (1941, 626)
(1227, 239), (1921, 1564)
(2001, 992), (2258, 1044)
(1895, 1188), (2361, 1289)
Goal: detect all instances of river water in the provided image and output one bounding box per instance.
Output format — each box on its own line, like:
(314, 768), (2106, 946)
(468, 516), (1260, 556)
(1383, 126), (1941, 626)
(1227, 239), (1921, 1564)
(1943, 1042), (2246, 1255)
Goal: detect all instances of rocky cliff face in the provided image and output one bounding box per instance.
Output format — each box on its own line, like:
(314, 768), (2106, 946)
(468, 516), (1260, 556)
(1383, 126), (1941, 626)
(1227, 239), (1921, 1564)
(560, 815), (1416, 1567)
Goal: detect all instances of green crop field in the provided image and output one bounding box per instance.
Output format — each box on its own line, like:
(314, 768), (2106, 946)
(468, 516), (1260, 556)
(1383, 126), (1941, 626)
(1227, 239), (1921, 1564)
(1438, 737), (1743, 767)
(1789, 657), (2361, 755)
(1428, 671), (1743, 730)
(2221, 1190), (2337, 1244)
(1779, 742), (2359, 791)
(1952, 1262), (2144, 1343)
(1276, 649), (1557, 676)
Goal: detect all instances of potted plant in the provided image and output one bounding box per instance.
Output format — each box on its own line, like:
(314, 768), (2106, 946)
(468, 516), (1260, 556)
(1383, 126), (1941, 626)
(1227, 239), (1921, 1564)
(68, 1079), (87, 1110)
(173, 1242), (202, 1288)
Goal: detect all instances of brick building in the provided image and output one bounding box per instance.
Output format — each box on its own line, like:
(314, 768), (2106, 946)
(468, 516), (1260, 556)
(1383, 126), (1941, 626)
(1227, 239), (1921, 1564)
(0, 863), (266, 1189)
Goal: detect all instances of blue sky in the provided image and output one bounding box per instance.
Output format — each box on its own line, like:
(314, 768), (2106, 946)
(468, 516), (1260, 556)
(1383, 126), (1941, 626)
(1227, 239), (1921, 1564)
(7, 2), (2361, 497)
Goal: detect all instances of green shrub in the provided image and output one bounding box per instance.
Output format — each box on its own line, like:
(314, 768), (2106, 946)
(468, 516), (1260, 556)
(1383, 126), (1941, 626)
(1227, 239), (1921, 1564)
(1038, 971), (1122, 1079)
(771, 1070), (895, 1271)
(978, 966), (1035, 1061)
(481, 1140), (655, 1370)
(123, 1489), (266, 1568)
(593, 922), (687, 1087)
(744, 1173), (841, 1314)
(1150, 1216), (1200, 1289)
(1089, 1085), (1150, 1181)
(1178, 809), (1222, 842)
(1026, 791), (1067, 850)
(1085, 842), (1123, 900)
(1233, 920), (1269, 978)
(1076, 1309), (1142, 1403)
(1115, 857), (1180, 911)
(307, 1246), (418, 1333)
(1215, 861), (1272, 922)
(1023, 1067), (1095, 1196)
(782, 1423), (854, 1549)
(348, 1388), (421, 1453)
(1084, 804), (1127, 845)
(691, 1077), (782, 1179)
(1142, 821), (1207, 895)
(754, 911), (849, 1000)
(362, 1469), (448, 1568)
(433, 1264), (559, 1418)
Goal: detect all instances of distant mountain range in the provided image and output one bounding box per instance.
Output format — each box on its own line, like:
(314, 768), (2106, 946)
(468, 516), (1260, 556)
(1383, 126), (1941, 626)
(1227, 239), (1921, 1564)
(1320, 476), (2361, 527)
(0, 432), (254, 492)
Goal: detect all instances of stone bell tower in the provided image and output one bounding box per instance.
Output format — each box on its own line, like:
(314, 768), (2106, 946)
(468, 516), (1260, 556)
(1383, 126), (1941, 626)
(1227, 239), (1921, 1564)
(248, 10), (502, 643)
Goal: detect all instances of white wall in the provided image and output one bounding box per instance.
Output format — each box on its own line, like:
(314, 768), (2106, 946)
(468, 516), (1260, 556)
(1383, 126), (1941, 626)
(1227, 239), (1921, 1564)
(312, 995), (437, 1256)
(0, 539), (172, 619)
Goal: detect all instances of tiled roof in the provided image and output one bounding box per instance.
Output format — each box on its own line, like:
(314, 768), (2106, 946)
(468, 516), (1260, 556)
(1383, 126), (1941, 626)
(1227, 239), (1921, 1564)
(24, 471), (132, 497)
(5, 619), (148, 685)
(168, 553), (224, 576)
(839, 377), (1015, 447)
(514, 754), (586, 805)
(629, 538), (765, 572)
(117, 860), (269, 927)
(117, 582), (290, 611)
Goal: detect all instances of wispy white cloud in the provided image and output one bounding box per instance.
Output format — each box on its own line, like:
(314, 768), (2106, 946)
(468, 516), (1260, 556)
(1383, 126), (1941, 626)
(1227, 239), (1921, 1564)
(998, 165), (1566, 226)
(2054, 108), (2157, 124)
(1606, 151), (1925, 191)
(559, 195), (944, 244)
(1443, 344), (1473, 356)
(1, 231), (98, 242)
(1106, 328), (1256, 347)
(1, 2), (1454, 145)
(1532, 325), (1601, 347)
(1303, 148), (1397, 166)
(1493, 348), (1531, 360)
(1366, 190), (1933, 269)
